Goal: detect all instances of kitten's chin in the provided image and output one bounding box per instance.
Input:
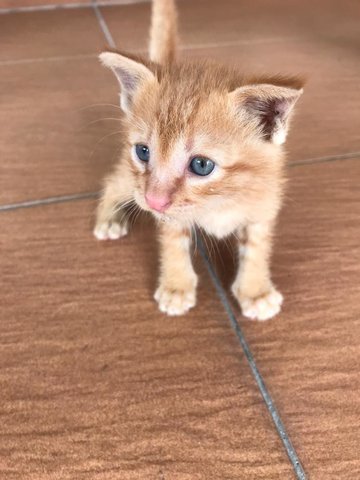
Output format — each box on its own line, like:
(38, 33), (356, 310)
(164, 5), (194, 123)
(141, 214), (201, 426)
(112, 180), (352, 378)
(146, 207), (190, 227)
(151, 210), (177, 224)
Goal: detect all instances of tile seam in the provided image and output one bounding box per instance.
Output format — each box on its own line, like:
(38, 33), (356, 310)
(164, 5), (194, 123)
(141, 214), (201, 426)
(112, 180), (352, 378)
(0, 38), (304, 67)
(92, 0), (116, 49)
(0, 53), (97, 67)
(1, 153), (358, 212)
(0, 0), (149, 15)
(0, 192), (99, 212)
(289, 151), (360, 167)
(198, 239), (307, 480)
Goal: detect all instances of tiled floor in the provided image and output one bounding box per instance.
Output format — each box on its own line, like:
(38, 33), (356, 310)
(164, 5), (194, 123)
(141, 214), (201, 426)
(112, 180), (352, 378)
(1, 1), (359, 479)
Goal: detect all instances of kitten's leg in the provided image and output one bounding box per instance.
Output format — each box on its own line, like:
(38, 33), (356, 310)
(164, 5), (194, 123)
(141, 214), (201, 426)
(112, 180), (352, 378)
(94, 165), (134, 241)
(231, 222), (283, 321)
(154, 223), (198, 316)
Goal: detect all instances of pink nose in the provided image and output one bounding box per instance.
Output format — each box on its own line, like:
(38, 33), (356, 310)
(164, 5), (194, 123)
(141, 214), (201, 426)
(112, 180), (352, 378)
(145, 193), (171, 212)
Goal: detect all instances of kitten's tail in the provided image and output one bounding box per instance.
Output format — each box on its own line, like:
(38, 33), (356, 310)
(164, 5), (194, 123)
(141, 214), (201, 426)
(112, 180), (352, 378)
(149, 0), (179, 64)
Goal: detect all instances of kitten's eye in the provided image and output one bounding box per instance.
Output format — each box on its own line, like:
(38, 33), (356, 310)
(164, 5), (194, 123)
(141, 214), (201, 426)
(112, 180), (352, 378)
(189, 156), (215, 176)
(135, 144), (150, 163)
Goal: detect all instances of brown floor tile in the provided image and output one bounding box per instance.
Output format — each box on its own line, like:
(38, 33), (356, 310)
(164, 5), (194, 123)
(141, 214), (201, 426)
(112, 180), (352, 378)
(99, 2), (151, 52)
(0, 200), (295, 479)
(214, 159), (360, 479)
(102, 0), (360, 51)
(179, 0), (360, 48)
(0, 57), (121, 204)
(0, 8), (104, 62)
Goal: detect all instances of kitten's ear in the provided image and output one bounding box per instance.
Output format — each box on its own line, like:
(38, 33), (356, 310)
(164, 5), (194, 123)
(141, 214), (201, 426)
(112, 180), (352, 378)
(230, 84), (303, 145)
(99, 52), (157, 112)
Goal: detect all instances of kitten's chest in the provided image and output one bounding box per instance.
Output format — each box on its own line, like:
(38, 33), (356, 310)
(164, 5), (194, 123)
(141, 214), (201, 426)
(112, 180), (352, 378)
(196, 208), (245, 239)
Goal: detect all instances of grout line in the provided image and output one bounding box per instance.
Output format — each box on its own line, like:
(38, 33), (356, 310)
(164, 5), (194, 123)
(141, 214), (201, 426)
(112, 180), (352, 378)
(96, 0), (149, 4)
(180, 36), (300, 51)
(0, 37), (300, 67)
(0, 0), (149, 15)
(0, 2), (93, 14)
(0, 151), (358, 213)
(92, 0), (116, 49)
(289, 151), (360, 167)
(198, 239), (307, 480)
(0, 53), (97, 67)
(0, 192), (98, 212)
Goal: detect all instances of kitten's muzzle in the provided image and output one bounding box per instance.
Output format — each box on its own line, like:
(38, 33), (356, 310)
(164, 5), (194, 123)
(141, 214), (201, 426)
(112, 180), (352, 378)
(145, 193), (172, 213)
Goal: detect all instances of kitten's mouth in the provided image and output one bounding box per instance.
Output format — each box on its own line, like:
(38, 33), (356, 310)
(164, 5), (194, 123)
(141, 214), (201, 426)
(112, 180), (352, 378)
(142, 204), (183, 224)
(134, 190), (193, 223)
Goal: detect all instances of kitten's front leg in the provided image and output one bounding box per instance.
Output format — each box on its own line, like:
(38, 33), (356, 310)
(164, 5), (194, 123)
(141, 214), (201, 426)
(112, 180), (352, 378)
(94, 165), (133, 241)
(155, 223), (198, 316)
(231, 222), (283, 321)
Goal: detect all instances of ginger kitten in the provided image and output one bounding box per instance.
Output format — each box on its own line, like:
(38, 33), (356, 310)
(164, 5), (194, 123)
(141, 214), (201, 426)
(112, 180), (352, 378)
(94, 0), (303, 320)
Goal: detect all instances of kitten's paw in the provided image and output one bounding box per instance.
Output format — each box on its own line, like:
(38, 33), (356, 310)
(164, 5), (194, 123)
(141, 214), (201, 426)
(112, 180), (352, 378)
(93, 221), (128, 241)
(236, 288), (283, 321)
(154, 285), (196, 316)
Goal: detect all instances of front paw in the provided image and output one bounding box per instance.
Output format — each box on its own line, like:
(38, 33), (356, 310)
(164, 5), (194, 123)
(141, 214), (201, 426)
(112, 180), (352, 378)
(93, 220), (128, 241)
(232, 285), (283, 321)
(154, 284), (196, 316)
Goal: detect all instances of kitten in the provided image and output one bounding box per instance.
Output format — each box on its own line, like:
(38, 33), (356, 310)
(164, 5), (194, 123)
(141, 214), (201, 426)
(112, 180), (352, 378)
(94, 0), (303, 320)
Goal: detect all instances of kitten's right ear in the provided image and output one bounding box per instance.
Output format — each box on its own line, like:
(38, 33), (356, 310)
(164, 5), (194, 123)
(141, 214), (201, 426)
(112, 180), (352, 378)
(99, 52), (157, 112)
(230, 83), (303, 145)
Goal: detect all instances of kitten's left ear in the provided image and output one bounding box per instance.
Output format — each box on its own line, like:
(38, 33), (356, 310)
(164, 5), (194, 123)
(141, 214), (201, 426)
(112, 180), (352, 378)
(230, 84), (303, 145)
(99, 52), (157, 112)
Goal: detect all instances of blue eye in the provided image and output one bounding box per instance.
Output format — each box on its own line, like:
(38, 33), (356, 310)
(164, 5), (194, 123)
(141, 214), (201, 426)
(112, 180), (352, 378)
(189, 156), (215, 176)
(135, 144), (150, 162)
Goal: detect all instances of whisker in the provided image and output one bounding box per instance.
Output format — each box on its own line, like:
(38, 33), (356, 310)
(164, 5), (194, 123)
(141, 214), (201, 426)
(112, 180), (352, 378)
(223, 234), (235, 257)
(199, 229), (212, 261)
(133, 206), (143, 226)
(77, 103), (123, 112)
(192, 224), (199, 256)
(83, 117), (123, 129)
(127, 204), (141, 229)
(116, 198), (135, 209)
(111, 198), (135, 217)
(88, 130), (124, 162)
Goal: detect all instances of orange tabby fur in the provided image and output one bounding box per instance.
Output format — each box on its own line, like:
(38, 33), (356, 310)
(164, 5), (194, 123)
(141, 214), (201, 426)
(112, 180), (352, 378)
(94, 0), (304, 320)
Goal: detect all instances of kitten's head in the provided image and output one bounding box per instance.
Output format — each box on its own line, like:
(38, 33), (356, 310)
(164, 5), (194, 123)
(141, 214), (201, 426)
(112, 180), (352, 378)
(100, 52), (303, 225)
